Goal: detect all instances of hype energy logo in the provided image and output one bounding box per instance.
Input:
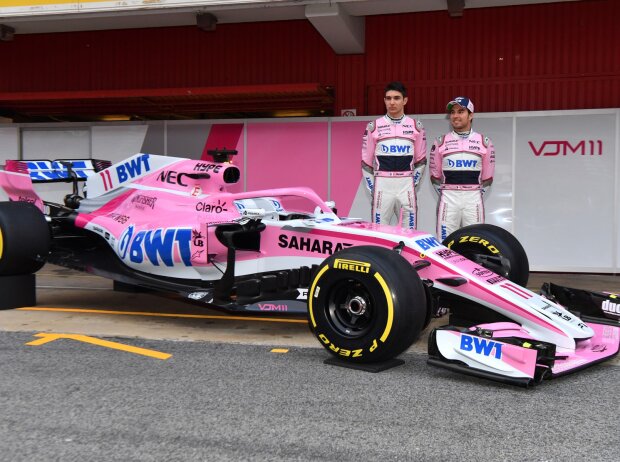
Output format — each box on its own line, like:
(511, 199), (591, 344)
(118, 225), (192, 267)
(460, 334), (503, 359)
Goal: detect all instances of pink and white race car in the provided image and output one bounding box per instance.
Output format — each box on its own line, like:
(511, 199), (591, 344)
(0, 150), (618, 386)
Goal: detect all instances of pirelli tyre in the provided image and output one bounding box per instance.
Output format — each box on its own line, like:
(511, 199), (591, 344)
(0, 201), (51, 276)
(442, 224), (529, 286)
(308, 246), (427, 363)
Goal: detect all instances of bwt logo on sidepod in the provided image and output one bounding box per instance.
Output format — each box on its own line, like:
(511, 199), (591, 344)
(460, 334), (503, 359)
(118, 225), (192, 267)
(447, 159), (478, 168)
(529, 140), (603, 156)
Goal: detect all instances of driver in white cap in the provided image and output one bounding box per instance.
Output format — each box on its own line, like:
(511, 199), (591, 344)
(429, 97), (495, 240)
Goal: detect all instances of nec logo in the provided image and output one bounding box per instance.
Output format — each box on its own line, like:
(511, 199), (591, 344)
(447, 159), (477, 168)
(158, 170), (188, 186)
(529, 140), (603, 156)
(460, 334), (503, 359)
(381, 145), (411, 154)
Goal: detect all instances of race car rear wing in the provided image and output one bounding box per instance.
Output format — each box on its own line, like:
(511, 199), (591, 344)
(5, 159), (112, 183)
(0, 159), (112, 211)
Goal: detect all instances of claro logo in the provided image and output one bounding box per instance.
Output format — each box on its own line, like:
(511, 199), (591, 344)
(529, 140), (603, 156)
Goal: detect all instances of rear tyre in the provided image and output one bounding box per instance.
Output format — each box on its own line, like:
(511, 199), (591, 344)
(442, 224), (529, 286)
(0, 201), (50, 275)
(308, 246), (427, 363)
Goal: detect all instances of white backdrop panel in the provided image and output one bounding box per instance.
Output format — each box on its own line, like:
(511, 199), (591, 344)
(514, 113), (616, 271)
(415, 115), (514, 238)
(0, 127), (19, 163)
(92, 124), (148, 164)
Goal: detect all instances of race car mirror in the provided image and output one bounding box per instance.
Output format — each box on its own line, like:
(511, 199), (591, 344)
(207, 148), (238, 163)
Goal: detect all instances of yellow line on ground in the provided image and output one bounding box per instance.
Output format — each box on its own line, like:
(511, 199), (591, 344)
(17, 306), (309, 324)
(26, 333), (171, 360)
(271, 348), (290, 354)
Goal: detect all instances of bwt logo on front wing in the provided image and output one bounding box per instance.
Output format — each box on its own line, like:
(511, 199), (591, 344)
(460, 334), (503, 359)
(529, 140), (603, 156)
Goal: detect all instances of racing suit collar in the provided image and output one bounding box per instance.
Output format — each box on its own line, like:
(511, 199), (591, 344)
(452, 129), (473, 139)
(385, 113), (406, 124)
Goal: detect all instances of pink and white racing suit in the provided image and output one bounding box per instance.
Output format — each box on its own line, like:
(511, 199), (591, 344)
(362, 115), (427, 229)
(429, 131), (495, 240)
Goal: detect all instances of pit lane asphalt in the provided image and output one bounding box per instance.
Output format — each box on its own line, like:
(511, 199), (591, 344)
(0, 265), (619, 461)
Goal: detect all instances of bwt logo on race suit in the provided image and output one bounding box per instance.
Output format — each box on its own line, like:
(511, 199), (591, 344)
(529, 140), (603, 156)
(380, 145), (411, 154)
(460, 334), (503, 359)
(447, 159), (478, 168)
(118, 225), (192, 267)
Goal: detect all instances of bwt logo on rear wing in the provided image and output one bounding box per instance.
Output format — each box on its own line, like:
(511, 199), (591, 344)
(21, 159), (111, 183)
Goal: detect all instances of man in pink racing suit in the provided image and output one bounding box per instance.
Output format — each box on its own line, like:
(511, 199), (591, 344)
(430, 97), (495, 240)
(361, 81), (427, 229)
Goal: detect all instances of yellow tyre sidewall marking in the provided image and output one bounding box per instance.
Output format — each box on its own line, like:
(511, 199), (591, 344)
(373, 272), (394, 343)
(308, 264), (330, 328)
(0, 227), (3, 259)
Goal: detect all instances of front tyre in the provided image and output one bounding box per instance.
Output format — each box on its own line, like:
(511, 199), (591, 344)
(442, 224), (529, 286)
(0, 201), (51, 275)
(308, 246), (427, 363)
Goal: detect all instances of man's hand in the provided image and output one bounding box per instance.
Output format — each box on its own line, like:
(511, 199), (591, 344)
(481, 179), (493, 198)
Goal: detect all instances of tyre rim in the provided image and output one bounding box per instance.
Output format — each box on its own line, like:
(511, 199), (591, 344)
(326, 279), (374, 338)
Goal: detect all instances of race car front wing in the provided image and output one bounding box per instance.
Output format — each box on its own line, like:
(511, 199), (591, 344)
(428, 321), (620, 387)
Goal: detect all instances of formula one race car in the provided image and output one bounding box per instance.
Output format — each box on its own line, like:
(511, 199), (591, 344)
(0, 150), (618, 387)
